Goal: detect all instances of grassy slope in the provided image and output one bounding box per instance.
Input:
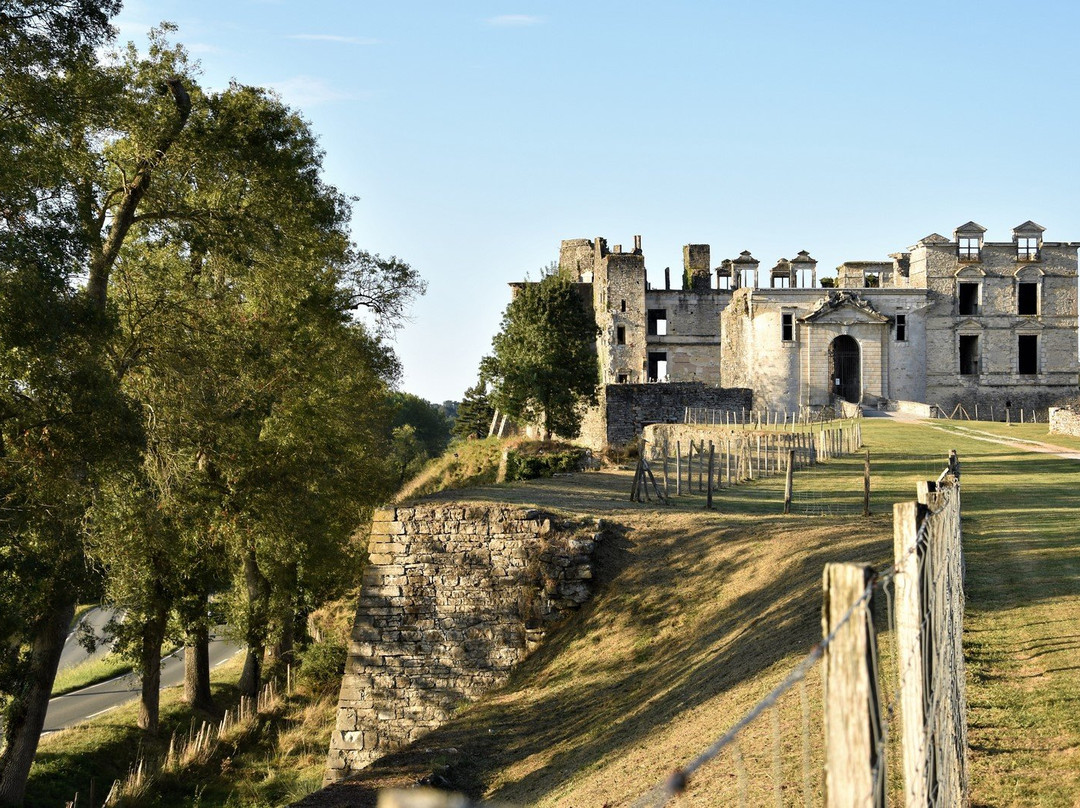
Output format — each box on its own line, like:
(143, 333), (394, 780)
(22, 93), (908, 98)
(310, 419), (1080, 808)
(32, 419), (1080, 806)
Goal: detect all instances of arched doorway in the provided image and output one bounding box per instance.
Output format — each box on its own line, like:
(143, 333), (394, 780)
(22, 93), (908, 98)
(829, 335), (861, 403)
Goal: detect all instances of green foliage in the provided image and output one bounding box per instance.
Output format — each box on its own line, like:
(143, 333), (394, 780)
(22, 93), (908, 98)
(453, 380), (495, 440)
(504, 444), (588, 481)
(296, 639), (348, 695)
(390, 392), (453, 457)
(820, 277), (836, 288)
(482, 267), (599, 440)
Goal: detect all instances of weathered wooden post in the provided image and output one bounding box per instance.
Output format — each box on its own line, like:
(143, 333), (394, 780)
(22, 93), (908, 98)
(725, 438), (732, 487)
(822, 563), (884, 808)
(662, 436), (670, 499)
(706, 442), (715, 509)
(676, 441), (682, 496)
(783, 450), (795, 514)
(863, 450), (871, 517)
(698, 439), (705, 492)
(686, 439), (693, 494)
(893, 500), (928, 808)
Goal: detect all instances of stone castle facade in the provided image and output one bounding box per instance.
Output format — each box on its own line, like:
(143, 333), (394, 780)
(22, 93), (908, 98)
(551, 221), (1078, 440)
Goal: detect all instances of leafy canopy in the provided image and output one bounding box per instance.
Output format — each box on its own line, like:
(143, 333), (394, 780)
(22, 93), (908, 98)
(482, 267), (598, 439)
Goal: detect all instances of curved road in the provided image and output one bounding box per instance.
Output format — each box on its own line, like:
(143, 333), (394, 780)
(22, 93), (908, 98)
(44, 637), (242, 733)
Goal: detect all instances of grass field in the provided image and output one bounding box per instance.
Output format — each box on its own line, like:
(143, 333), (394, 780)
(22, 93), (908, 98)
(30, 417), (1080, 806)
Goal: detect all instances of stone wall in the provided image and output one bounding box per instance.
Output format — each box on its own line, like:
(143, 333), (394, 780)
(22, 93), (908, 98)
(1050, 406), (1080, 438)
(580, 382), (753, 449)
(325, 505), (600, 784)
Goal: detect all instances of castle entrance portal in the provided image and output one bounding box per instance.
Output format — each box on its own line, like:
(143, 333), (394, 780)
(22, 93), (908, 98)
(829, 335), (861, 403)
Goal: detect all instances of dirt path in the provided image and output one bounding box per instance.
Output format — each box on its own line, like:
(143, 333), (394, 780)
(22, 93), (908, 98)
(926, 423), (1080, 460)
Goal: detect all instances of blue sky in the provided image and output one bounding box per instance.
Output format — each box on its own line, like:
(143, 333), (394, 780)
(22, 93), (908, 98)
(112, 1), (1080, 403)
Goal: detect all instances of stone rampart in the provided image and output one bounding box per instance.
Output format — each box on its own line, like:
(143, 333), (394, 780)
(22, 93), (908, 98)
(586, 382), (752, 449)
(1050, 406), (1080, 438)
(325, 505), (600, 784)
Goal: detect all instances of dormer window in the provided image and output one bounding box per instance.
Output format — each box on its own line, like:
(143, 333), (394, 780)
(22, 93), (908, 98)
(958, 237), (981, 261)
(954, 221), (987, 262)
(1017, 237), (1039, 261)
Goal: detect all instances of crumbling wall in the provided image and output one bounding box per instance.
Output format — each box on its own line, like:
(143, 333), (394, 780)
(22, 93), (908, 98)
(1050, 406), (1080, 437)
(595, 382), (752, 448)
(325, 505), (600, 784)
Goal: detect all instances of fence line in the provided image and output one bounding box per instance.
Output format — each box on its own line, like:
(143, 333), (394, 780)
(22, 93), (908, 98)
(685, 406), (859, 428)
(643, 419), (863, 508)
(631, 456), (966, 807)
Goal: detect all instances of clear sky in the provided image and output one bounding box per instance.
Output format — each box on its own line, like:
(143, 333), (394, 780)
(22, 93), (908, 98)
(112, 0), (1080, 403)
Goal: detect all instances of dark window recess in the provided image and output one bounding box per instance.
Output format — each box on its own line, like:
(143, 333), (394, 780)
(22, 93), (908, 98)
(895, 314), (907, 341)
(617, 373), (628, 384)
(620, 299), (626, 312)
(616, 325), (626, 345)
(647, 351), (667, 381)
(781, 313), (794, 341)
(958, 283), (979, 315)
(647, 309), (667, 336)
(1018, 283), (1038, 315)
(1018, 335), (1038, 374)
(959, 335), (979, 375)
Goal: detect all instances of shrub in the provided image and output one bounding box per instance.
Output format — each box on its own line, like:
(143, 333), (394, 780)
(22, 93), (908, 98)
(504, 443), (588, 481)
(296, 639), (347, 695)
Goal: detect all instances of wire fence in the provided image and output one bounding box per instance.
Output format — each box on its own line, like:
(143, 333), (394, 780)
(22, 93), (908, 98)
(631, 455), (966, 808)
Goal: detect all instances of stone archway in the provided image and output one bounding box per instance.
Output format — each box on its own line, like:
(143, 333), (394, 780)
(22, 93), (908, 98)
(829, 335), (861, 403)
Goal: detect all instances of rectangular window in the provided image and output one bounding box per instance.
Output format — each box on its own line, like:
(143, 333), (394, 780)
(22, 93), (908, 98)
(781, 312), (794, 342)
(959, 335), (979, 375)
(620, 299), (626, 312)
(958, 237), (981, 260)
(1017, 237), (1039, 260)
(647, 309), (668, 336)
(1018, 282), (1038, 315)
(958, 282), (979, 315)
(647, 351), (667, 382)
(1018, 335), (1038, 374)
(616, 373), (628, 384)
(895, 313), (907, 341)
(864, 272), (880, 288)
(616, 325), (625, 345)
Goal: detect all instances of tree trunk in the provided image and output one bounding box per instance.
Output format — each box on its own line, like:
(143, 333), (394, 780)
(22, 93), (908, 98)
(238, 547), (269, 698)
(183, 623), (214, 713)
(137, 602), (168, 734)
(0, 600), (75, 807)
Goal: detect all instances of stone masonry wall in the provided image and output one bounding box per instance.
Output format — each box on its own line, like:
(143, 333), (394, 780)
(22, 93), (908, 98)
(325, 505), (600, 784)
(1050, 406), (1080, 438)
(601, 382), (753, 448)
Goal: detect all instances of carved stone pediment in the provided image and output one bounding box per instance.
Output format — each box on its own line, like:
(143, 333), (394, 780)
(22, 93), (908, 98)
(800, 291), (891, 325)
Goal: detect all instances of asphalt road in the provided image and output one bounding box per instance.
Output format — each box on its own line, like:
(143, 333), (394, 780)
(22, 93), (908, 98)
(58, 607), (118, 672)
(43, 637), (242, 733)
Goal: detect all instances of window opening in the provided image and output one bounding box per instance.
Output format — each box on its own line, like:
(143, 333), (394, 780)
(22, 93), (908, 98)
(958, 282), (979, 315)
(864, 272), (880, 288)
(647, 351), (667, 382)
(647, 309), (667, 336)
(1017, 237), (1039, 260)
(616, 325), (626, 345)
(959, 335), (979, 375)
(616, 373), (628, 384)
(1018, 282), (1038, 315)
(1018, 335), (1038, 374)
(620, 299), (626, 312)
(895, 314), (907, 341)
(781, 313), (794, 342)
(958, 237), (981, 260)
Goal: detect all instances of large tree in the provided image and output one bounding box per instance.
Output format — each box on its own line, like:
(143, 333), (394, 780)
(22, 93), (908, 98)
(482, 268), (599, 440)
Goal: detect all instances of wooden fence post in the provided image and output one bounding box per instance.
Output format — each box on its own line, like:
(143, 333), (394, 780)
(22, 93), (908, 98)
(676, 441), (682, 496)
(863, 450), (871, 517)
(662, 436), (669, 499)
(893, 501), (928, 808)
(686, 440), (693, 494)
(784, 450), (795, 514)
(706, 443), (715, 509)
(822, 563), (884, 808)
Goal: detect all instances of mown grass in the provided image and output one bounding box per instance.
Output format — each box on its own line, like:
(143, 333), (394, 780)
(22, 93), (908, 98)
(52, 654), (136, 698)
(306, 418), (1080, 807)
